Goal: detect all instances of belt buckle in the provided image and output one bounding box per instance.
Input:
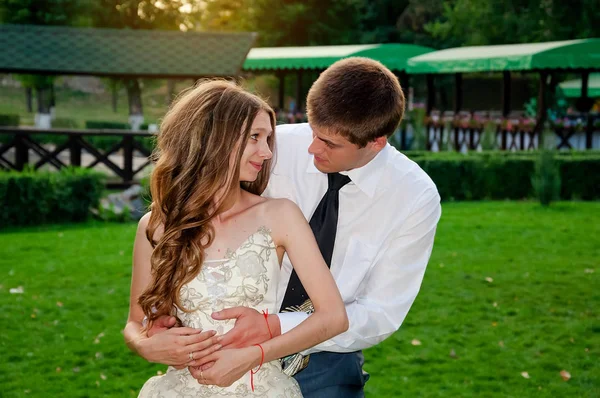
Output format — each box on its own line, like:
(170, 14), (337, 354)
(280, 298), (315, 377)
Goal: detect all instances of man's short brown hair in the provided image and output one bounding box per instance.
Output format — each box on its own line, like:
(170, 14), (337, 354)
(306, 57), (405, 148)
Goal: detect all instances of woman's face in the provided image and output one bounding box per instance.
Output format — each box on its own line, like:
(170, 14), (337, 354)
(238, 110), (273, 182)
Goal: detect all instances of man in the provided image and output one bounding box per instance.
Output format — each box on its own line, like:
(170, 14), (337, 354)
(152, 57), (441, 397)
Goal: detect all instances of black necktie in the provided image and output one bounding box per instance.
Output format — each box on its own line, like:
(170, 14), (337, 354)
(280, 172), (351, 312)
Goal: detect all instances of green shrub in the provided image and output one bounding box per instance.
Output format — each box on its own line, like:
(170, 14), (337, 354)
(52, 117), (79, 129)
(409, 151), (599, 201)
(480, 122), (497, 150)
(83, 135), (123, 152)
(32, 133), (69, 146)
(0, 115), (19, 144)
(79, 135), (155, 153)
(0, 168), (105, 227)
(531, 151), (561, 206)
(560, 157), (600, 200)
(85, 121), (130, 130)
(0, 114), (20, 126)
(0, 132), (14, 145)
(138, 136), (156, 152)
(95, 202), (132, 223)
(140, 175), (152, 209)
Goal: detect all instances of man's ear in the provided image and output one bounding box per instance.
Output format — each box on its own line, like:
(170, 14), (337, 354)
(370, 136), (388, 151)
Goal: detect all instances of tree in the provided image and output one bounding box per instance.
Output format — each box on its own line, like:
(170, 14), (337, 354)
(359, 0), (451, 47)
(426, 0), (600, 46)
(359, 0), (410, 44)
(198, 0), (363, 46)
(91, 0), (201, 31)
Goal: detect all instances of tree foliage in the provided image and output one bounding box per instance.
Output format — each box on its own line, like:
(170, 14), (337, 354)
(197, 0), (364, 46)
(90, 0), (201, 31)
(426, 0), (600, 46)
(0, 0), (84, 26)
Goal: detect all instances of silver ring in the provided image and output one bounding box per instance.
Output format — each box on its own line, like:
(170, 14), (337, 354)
(200, 370), (204, 383)
(189, 351), (194, 361)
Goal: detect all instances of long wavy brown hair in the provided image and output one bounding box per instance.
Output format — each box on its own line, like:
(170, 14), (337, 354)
(139, 80), (276, 324)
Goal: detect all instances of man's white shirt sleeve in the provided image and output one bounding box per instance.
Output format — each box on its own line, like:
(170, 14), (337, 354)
(266, 123), (441, 354)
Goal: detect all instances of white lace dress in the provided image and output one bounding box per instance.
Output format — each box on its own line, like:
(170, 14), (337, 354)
(138, 227), (302, 398)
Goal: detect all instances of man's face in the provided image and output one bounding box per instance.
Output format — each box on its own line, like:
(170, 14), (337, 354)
(307, 125), (378, 173)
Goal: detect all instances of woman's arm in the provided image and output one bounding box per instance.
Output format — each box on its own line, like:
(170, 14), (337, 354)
(124, 212), (220, 367)
(195, 199), (348, 386)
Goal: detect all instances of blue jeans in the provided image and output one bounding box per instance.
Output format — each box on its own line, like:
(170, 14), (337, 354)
(293, 351), (369, 398)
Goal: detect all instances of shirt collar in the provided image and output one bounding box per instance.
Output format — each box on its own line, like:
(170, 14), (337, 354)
(305, 143), (391, 198)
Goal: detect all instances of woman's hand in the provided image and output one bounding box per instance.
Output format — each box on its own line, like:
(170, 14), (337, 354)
(136, 326), (222, 369)
(189, 346), (261, 387)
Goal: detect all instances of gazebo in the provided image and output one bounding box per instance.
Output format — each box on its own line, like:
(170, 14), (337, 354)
(407, 38), (600, 150)
(558, 73), (600, 98)
(0, 24), (256, 186)
(243, 43), (434, 110)
(0, 23), (256, 78)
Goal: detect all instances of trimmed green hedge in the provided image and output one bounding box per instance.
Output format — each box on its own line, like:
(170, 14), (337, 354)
(0, 114), (20, 126)
(0, 168), (105, 227)
(0, 115), (19, 145)
(410, 152), (600, 201)
(85, 121), (130, 130)
(52, 117), (79, 129)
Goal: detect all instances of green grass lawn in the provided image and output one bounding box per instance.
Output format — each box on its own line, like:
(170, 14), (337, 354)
(0, 202), (598, 397)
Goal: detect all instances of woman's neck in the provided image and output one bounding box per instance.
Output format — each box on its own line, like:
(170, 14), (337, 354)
(213, 186), (244, 224)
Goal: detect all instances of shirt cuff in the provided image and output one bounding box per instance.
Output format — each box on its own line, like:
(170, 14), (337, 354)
(277, 312), (310, 334)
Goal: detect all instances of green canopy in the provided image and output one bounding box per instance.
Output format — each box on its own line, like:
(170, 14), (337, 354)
(0, 24), (256, 78)
(558, 73), (600, 98)
(407, 39), (600, 74)
(243, 43), (434, 72)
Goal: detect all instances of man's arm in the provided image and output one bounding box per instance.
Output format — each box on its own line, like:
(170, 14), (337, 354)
(279, 188), (441, 353)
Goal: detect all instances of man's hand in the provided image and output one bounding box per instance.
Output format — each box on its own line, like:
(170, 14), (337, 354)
(211, 307), (281, 349)
(137, 327), (220, 369)
(143, 315), (220, 369)
(147, 315), (178, 337)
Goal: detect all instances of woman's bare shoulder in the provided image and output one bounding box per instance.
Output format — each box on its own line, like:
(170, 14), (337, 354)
(261, 197), (302, 214)
(259, 198), (307, 236)
(138, 211), (164, 242)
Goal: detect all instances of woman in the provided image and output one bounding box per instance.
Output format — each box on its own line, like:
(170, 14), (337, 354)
(124, 80), (348, 397)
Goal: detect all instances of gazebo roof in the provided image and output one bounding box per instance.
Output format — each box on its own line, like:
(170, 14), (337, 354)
(558, 73), (600, 98)
(407, 38), (600, 74)
(243, 43), (434, 72)
(0, 24), (256, 78)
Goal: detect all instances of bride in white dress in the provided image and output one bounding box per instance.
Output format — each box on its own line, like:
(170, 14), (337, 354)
(124, 80), (348, 397)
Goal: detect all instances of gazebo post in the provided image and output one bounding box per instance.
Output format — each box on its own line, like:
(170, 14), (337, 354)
(536, 71), (548, 150)
(295, 69), (303, 111)
(454, 73), (464, 151)
(400, 71), (410, 150)
(398, 71), (410, 96)
(502, 71), (512, 117)
(581, 71), (592, 149)
(425, 74), (437, 151)
(426, 74), (435, 116)
(581, 71), (590, 99)
(454, 73), (463, 113)
(277, 71), (285, 110)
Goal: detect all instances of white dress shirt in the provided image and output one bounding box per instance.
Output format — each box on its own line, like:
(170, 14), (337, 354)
(263, 123), (441, 354)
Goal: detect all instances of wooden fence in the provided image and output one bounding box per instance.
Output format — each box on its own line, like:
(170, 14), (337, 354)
(0, 127), (154, 188)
